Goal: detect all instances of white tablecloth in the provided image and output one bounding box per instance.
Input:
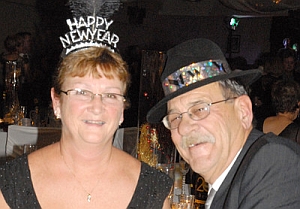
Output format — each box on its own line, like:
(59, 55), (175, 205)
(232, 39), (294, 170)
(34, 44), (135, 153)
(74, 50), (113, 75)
(6, 125), (61, 156)
(113, 127), (138, 157)
(0, 132), (8, 157)
(0, 126), (138, 157)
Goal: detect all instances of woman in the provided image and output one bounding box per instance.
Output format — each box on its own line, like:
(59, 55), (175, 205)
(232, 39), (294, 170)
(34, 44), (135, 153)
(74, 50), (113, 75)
(0, 47), (173, 208)
(263, 79), (300, 144)
(2, 34), (23, 61)
(250, 56), (283, 131)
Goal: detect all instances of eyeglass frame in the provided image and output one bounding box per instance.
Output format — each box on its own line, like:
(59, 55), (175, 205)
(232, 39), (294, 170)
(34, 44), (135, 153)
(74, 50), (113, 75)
(59, 88), (126, 104)
(162, 97), (237, 130)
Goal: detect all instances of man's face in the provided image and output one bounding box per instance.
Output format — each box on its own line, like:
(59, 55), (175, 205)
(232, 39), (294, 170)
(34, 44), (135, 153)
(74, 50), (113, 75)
(283, 57), (295, 72)
(167, 82), (250, 183)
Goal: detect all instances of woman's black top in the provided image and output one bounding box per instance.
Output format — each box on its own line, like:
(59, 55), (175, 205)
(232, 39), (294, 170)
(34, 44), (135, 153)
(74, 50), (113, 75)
(0, 154), (173, 209)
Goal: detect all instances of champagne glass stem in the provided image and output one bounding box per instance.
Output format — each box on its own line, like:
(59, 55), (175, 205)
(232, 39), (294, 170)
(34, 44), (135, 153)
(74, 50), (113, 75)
(182, 174), (186, 195)
(179, 160), (189, 195)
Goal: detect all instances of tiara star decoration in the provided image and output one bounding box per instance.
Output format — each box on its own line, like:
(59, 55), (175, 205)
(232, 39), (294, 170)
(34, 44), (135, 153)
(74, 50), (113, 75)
(60, 0), (122, 56)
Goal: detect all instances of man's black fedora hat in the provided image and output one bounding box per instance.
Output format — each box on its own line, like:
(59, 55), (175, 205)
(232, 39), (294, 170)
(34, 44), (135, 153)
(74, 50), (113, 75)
(146, 38), (262, 123)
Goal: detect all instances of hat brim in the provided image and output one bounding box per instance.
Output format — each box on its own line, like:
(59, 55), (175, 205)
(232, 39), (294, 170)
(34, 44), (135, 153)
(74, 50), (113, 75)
(146, 69), (261, 123)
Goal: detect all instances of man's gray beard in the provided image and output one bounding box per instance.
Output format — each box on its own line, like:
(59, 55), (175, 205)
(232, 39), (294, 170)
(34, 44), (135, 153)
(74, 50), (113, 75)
(182, 133), (215, 148)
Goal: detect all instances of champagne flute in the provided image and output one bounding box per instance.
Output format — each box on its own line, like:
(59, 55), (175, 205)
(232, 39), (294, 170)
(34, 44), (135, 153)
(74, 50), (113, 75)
(22, 144), (37, 154)
(179, 159), (190, 195)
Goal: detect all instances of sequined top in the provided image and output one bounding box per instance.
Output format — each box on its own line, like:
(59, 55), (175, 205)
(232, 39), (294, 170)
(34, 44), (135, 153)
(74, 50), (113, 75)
(0, 154), (173, 209)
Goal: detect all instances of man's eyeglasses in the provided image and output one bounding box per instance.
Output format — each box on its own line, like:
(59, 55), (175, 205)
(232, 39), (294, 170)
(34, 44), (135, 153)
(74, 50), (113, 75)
(162, 97), (237, 130)
(60, 88), (126, 105)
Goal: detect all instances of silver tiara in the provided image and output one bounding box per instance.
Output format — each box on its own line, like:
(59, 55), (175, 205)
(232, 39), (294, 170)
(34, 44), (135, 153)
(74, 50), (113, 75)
(60, 0), (122, 57)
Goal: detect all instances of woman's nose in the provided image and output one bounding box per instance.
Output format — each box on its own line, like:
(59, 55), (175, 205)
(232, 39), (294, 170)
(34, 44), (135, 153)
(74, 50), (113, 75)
(87, 96), (105, 114)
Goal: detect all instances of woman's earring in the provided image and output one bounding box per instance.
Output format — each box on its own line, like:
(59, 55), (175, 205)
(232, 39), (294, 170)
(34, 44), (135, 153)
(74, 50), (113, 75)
(119, 121), (122, 126)
(54, 110), (61, 119)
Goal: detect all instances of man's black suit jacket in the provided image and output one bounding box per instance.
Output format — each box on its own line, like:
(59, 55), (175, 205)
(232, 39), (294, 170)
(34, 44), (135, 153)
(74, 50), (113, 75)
(211, 129), (300, 209)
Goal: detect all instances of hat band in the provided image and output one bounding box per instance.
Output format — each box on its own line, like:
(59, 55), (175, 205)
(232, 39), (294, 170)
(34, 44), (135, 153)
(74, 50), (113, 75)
(162, 60), (230, 95)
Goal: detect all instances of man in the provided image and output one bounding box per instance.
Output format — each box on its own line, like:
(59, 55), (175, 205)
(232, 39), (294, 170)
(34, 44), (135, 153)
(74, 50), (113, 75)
(147, 38), (300, 208)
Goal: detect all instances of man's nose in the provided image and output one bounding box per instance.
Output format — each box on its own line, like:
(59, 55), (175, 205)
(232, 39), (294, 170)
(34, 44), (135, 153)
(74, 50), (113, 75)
(177, 114), (198, 135)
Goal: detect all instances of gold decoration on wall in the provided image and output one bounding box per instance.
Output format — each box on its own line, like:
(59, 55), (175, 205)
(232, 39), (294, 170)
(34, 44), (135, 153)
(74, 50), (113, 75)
(137, 123), (160, 167)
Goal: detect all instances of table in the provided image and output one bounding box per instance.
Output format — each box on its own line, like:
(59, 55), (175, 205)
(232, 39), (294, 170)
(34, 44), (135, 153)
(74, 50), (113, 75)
(0, 132), (8, 157)
(0, 125), (61, 157)
(0, 125), (139, 158)
(113, 127), (138, 157)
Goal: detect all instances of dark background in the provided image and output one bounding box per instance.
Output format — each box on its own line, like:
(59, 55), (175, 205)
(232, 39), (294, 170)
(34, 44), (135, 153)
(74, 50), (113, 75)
(1, 0), (300, 127)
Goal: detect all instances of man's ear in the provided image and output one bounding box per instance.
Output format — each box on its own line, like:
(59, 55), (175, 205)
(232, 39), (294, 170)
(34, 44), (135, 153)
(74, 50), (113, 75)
(235, 95), (253, 129)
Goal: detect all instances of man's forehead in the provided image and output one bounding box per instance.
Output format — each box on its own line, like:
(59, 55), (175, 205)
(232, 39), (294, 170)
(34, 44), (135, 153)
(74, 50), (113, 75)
(184, 82), (220, 95)
(168, 82), (222, 104)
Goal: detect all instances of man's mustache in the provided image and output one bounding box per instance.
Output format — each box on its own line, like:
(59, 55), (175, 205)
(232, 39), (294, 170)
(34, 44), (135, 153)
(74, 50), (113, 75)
(182, 133), (215, 148)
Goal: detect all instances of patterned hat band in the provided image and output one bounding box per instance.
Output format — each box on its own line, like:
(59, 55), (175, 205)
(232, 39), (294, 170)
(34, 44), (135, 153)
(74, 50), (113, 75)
(162, 60), (230, 96)
(146, 38), (262, 124)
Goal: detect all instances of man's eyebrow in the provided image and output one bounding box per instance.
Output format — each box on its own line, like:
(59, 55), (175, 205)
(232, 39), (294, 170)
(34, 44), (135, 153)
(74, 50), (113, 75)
(167, 99), (208, 114)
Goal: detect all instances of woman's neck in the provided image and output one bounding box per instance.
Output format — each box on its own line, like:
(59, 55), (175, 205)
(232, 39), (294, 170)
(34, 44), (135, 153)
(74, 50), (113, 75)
(276, 112), (296, 122)
(58, 139), (113, 173)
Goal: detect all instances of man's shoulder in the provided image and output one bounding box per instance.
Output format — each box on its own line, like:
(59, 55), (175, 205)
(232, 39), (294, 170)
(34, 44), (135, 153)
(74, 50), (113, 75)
(243, 130), (300, 167)
(227, 130), (300, 192)
(233, 130), (300, 191)
(256, 131), (300, 155)
(214, 131), (300, 208)
(247, 129), (300, 150)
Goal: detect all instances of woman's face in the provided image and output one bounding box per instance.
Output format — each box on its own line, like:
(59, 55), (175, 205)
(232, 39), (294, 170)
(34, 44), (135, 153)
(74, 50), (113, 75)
(283, 57), (295, 72)
(52, 66), (125, 146)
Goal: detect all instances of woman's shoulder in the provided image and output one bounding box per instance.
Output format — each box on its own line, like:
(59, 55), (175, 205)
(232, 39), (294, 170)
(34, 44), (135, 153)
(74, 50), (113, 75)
(0, 154), (29, 177)
(0, 154), (40, 208)
(0, 154), (30, 190)
(112, 148), (173, 189)
(263, 116), (279, 133)
(280, 122), (300, 135)
(112, 146), (140, 163)
(138, 162), (173, 194)
(279, 122), (300, 143)
(263, 116), (292, 135)
(128, 162), (173, 208)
